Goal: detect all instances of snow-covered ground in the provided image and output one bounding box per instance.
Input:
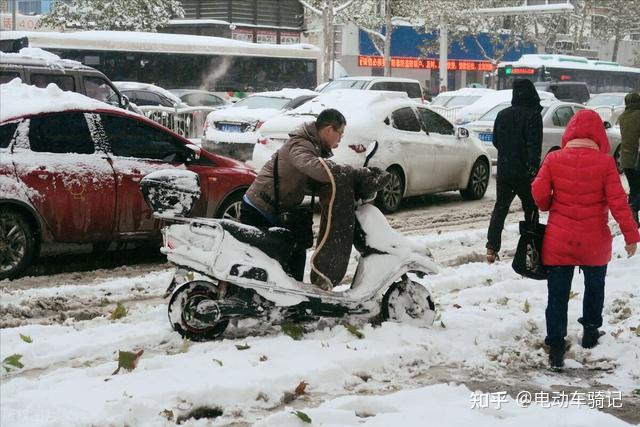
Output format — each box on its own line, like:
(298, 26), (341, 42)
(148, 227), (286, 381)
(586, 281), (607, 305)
(1, 208), (639, 426)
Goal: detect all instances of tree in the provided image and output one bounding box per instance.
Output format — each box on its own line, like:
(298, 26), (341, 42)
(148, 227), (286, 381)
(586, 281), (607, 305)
(419, 1), (538, 63)
(587, 0), (640, 62)
(344, 0), (419, 77)
(37, 0), (184, 32)
(298, 0), (355, 82)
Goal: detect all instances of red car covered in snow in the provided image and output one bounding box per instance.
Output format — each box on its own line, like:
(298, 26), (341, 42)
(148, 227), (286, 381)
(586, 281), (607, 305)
(0, 80), (256, 279)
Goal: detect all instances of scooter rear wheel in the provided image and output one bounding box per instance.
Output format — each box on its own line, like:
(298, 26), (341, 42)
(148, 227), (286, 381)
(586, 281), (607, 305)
(381, 277), (436, 326)
(168, 281), (229, 341)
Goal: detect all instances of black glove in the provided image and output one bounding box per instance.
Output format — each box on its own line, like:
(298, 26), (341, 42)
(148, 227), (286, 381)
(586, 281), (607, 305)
(368, 167), (391, 190)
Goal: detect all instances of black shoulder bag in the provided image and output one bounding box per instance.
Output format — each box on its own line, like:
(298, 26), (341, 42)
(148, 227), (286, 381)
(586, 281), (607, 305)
(512, 211), (548, 280)
(273, 153), (315, 249)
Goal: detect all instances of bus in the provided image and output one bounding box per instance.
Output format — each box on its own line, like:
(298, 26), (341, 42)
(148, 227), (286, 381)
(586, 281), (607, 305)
(0, 30), (320, 97)
(497, 54), (640, 94)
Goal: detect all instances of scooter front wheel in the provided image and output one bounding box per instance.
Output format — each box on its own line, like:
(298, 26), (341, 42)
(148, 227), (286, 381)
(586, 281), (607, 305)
(381, 277), (436, 326)
(168, 280), (229, 341)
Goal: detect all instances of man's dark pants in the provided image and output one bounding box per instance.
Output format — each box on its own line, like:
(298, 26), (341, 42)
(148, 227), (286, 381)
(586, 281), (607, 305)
(545, 265), (607, 346)
(239, 201), (306, 281)
(487, 177), (539, 252)
(624, 168), (640, 225)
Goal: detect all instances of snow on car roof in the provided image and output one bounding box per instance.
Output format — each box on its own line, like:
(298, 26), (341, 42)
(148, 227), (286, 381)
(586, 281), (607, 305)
(114, 81), (184, 105)
(329, 76), (421, 83)
(0, 47), (82, 68)
(283, 89), (412, 125)
(0, 78), (120, 123)
(433, 88), (495, 98)
(250, 88), (318, 99)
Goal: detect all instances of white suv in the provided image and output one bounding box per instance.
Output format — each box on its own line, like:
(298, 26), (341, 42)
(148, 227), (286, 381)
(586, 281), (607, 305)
(318, 76), (424, 103)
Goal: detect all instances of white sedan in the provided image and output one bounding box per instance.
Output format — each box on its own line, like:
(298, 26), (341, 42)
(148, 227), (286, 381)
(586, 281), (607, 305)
(253, 90), (492, 213)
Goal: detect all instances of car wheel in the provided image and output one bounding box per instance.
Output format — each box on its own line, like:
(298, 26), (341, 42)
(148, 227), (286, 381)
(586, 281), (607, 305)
(376, 167), (404, 213)
(216, 192), (244, 221)
(0, 209), (37, 280)
(460, 158), (490, 200)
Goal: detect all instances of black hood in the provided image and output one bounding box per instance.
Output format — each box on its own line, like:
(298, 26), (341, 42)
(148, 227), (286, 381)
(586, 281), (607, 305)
(511, 79), (542, 111)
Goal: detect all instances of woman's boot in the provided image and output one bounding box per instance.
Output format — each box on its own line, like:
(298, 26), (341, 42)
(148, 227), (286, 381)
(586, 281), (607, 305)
(581, 326), (602, 349)
(549, 341), (565, 369)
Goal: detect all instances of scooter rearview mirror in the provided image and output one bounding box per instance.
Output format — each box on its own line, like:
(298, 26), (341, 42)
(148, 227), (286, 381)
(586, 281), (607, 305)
(364, 141), (379, 167)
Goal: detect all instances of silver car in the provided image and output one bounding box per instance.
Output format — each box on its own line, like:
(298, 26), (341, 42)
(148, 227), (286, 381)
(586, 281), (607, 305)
(464, 100), (622, 170)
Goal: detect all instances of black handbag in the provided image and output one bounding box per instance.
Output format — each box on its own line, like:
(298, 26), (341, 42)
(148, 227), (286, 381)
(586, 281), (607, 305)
(512, 215), (548, 280)
(273, 153), (314, 249)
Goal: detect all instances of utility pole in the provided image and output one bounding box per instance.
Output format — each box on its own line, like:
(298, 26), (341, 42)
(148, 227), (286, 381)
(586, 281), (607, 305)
(438, 18), (447, 93)
(12, 0), (17, 30)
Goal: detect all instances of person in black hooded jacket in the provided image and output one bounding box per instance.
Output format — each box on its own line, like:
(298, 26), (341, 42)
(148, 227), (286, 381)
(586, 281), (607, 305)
(486, 79), (543, 263)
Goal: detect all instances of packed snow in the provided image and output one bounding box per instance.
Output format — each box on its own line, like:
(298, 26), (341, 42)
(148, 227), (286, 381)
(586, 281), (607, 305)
(1, 221), (638, 426)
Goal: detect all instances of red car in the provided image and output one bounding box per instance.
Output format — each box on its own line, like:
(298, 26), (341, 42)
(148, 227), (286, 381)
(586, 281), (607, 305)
(0, 84), (256, 280)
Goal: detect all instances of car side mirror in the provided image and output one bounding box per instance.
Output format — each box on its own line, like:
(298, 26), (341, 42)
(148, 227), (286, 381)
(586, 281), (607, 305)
(603, 121), (612, 129)
(456, 127), (469, 139)
(120, 94), (130, 108)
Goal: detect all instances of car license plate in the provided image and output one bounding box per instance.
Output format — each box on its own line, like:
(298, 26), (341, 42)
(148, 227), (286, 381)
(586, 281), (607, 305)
(479, 133), (493, 143)
(220, 123), (242, 133)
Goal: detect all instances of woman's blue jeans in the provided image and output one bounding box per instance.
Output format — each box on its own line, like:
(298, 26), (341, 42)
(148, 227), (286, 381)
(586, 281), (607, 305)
(545, 265), (607, 346)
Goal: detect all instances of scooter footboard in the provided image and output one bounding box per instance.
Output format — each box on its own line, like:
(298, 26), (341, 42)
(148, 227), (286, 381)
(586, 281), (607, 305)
(161, 220), (226, 275)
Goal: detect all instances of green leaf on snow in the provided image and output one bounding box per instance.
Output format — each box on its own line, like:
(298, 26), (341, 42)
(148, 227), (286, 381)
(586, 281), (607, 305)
(523, 299), (530, 313)
(497, 297), (509, 306)
(110, 302), (128, 320)
(292, 410), (312, 423)
(212, 358), (223, 366)
(20, 334), (33, 343)
(2, 354), (24, 371)
(235, 343), (251, 351)
(281, 322), (305, 341)
(345, 323), (364, 339)
(112, 349), (144, 375)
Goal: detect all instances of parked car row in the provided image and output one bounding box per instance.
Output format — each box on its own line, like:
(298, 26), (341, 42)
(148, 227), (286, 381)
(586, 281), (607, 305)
(463, 99), (622, 170)
(201, 88), (318, 161)
(0, 80), (256, 280)
(428, 87), (558, 125)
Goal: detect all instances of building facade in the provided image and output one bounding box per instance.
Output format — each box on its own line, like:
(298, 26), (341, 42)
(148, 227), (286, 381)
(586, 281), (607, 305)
(164, 0), (305, 45)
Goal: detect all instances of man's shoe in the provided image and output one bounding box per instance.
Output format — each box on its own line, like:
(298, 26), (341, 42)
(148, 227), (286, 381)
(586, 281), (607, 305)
(581, 326), (603, 349)
(486, 248), (499, 264)
(549, 342), (565, 369)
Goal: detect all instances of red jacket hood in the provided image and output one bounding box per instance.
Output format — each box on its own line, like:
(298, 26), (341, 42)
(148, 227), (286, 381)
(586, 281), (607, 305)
(561, 109), (609, 154)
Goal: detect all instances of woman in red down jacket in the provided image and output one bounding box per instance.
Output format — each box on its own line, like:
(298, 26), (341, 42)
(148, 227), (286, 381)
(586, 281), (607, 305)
(531, 109), (639, 370)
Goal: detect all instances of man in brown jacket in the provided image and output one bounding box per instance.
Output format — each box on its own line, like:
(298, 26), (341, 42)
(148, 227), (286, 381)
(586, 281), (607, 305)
(241, 109), (347, 282)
